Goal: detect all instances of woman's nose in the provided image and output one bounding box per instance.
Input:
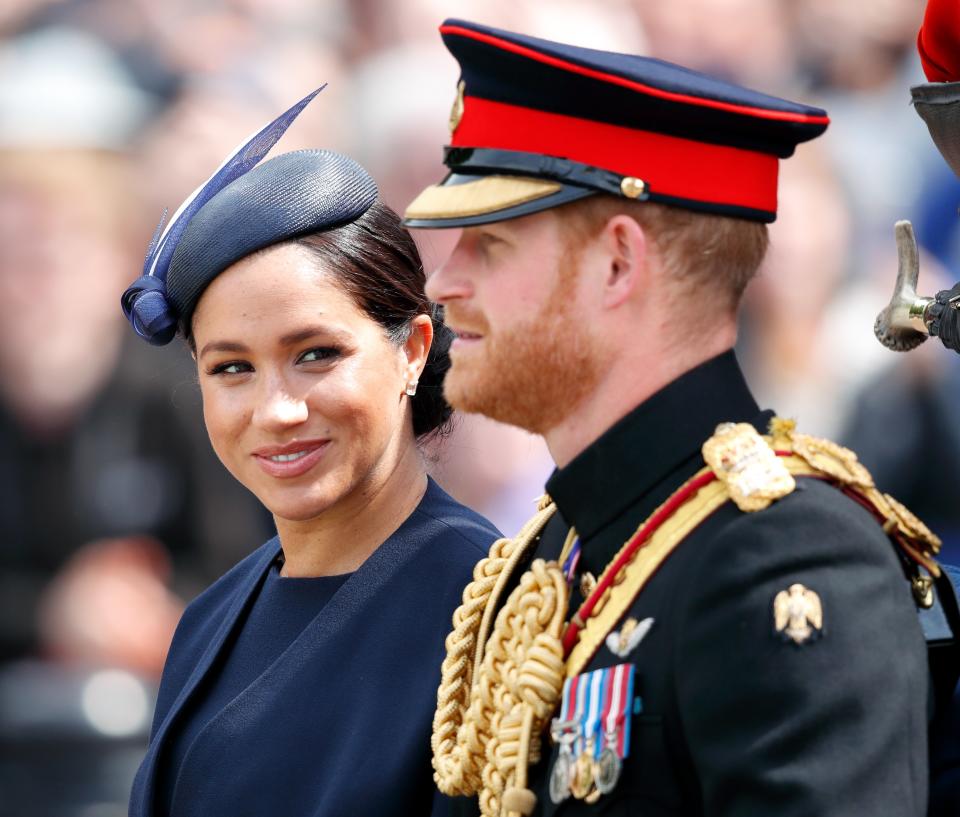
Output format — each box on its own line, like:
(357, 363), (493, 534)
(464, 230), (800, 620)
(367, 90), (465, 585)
(253, 379), (309, 430)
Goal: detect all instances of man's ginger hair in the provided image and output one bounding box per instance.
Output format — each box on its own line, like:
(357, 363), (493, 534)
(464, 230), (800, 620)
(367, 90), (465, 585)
(560, 195), (769, 314)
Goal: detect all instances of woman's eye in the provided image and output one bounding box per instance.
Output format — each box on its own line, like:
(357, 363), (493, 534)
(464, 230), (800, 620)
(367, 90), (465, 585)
(208, 360), (251, 376)
(298, 347), (340, 364)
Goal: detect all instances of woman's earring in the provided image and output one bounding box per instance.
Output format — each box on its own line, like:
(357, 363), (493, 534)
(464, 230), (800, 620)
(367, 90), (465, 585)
(405, 365), (419, 397)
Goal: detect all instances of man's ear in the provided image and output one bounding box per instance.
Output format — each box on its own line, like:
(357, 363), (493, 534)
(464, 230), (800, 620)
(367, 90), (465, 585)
(598, 214), (650, 309)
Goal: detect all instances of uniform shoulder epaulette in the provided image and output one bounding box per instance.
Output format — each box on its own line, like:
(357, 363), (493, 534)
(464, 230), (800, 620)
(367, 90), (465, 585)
(703, 416), (942, 607)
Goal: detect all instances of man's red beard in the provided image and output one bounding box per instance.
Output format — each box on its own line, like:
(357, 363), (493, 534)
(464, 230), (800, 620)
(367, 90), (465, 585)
(442, 257), (602, 435)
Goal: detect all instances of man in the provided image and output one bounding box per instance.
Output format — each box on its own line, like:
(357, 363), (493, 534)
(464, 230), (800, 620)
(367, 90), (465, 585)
(404, 19), (943, 817)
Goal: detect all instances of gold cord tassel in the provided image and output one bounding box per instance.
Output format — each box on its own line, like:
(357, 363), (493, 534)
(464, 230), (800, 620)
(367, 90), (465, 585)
(432, 500), (567, 816)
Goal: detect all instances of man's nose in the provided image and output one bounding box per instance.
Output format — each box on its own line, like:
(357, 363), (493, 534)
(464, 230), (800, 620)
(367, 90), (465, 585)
(425, 241), (474, 304)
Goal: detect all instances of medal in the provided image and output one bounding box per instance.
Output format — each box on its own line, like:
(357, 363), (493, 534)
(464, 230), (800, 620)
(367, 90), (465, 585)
(548, 675), (582, 805)
(550, 664), (636, 803)
(570, 747), (595, 799)
(572, 670), (604, 800)
(595, 745), (622, 794)
(593, 662), (635, 797)
(549, 716), (578, 805)
(549, 746), (573, 804)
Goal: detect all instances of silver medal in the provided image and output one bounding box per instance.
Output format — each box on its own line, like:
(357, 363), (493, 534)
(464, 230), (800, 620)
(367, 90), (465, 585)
(549, 718), (578, 804)
(549, 749), (574, 804)
(595, 746), (622, 794)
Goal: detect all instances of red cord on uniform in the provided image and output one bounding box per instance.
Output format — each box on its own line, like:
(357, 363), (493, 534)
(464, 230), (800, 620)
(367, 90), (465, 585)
(561, 470), (719, 655)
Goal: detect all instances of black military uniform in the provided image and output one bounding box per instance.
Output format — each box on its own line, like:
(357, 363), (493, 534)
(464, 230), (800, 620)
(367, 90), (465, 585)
(405, 19), (943, 817)
(525, 352), (927, 815)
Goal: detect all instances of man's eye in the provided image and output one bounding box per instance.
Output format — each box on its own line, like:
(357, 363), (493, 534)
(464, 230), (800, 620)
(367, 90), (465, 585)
(208, 361), (251, 375)
(298, 347), (340, 364)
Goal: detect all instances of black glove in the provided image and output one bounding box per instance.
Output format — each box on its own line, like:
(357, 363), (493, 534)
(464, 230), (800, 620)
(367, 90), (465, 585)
(928, 281), (960, 352)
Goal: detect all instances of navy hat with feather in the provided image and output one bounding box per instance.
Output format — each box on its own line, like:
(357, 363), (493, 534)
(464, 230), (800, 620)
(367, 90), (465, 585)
(121, 87), (378, 345)
(404, 20), (829, 228)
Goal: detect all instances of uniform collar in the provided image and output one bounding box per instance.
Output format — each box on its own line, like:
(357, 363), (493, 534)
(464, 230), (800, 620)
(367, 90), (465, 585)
(545, 350), (760, 542)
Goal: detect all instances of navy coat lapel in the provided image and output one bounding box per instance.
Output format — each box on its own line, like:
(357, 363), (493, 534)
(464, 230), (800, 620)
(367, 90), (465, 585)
(130, 538), (280, 817)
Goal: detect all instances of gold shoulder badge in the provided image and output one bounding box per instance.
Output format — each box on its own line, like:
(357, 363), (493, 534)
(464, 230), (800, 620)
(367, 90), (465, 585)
(773, 583), (823, 645)
(448, 79), (466, 136)
(702, 422), (795, 512)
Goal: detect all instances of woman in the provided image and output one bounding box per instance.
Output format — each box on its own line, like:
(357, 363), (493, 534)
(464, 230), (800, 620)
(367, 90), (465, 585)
(121, 92), (500, 816)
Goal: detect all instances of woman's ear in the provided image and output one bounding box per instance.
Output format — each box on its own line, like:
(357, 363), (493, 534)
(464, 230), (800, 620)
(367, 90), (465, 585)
(598, 214), (650, 309)
(404, 314), (434, 378)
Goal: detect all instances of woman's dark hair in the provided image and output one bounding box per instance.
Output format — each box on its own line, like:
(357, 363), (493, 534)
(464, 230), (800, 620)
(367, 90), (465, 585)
(294, 200), (454, 440)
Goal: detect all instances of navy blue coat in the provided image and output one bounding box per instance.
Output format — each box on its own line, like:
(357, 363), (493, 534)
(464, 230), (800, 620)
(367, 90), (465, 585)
(129, 478), (499, 817)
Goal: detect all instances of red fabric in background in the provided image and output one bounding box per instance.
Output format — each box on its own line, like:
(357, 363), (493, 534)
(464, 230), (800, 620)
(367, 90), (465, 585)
(918, 0), (960, 81)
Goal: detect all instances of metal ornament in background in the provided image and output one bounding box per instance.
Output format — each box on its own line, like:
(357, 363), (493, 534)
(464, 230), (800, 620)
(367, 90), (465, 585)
(873, 220), (954, 352)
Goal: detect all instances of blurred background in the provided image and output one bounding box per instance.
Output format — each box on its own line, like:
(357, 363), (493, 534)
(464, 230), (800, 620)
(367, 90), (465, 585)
(0, 0), (958, 814)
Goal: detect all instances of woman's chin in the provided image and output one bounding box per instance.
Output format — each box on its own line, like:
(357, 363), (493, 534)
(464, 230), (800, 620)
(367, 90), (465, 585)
(255, 485), (341, 525)
(267, 499), (334, 524)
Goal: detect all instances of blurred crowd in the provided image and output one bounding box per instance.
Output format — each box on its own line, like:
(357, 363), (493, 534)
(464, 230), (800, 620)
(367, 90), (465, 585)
(1, 0), (959, 814)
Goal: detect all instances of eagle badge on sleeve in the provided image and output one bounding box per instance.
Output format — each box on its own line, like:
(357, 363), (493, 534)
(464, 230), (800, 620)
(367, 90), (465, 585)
(773, 583), (823, 645)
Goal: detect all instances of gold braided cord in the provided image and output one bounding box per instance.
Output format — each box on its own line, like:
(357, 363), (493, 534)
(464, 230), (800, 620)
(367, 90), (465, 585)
(432, 498), (557, 801)
(476, 559), (568, 816)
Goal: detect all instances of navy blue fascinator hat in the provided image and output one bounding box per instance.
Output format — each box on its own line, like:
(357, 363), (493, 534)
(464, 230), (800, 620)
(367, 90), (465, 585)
(121, 87), (378, 345)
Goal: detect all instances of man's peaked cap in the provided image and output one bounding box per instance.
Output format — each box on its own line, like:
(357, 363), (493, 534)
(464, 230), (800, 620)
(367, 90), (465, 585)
(404, 19), (829, 227)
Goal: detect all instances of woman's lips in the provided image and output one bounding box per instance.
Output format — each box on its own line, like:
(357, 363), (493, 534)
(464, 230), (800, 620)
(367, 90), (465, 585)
(252, 440), (330, 479)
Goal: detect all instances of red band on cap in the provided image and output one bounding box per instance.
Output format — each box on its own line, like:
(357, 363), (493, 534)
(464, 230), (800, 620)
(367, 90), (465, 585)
(453, 96), (779, 214)
(441, 24), (830, 127)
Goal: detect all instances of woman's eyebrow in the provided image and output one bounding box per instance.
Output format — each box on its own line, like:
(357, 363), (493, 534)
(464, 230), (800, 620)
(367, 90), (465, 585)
(279, 325), (352, 347)
(199, 325), (351, 359)
(198, 339), (249, 359)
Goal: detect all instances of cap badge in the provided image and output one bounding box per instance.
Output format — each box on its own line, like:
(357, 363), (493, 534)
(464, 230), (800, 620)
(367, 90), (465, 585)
(773, 583), (823, 645)
(605, 617), (654, 658)
(620, 176), (646, 199)
(449, 79), (466, 136)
